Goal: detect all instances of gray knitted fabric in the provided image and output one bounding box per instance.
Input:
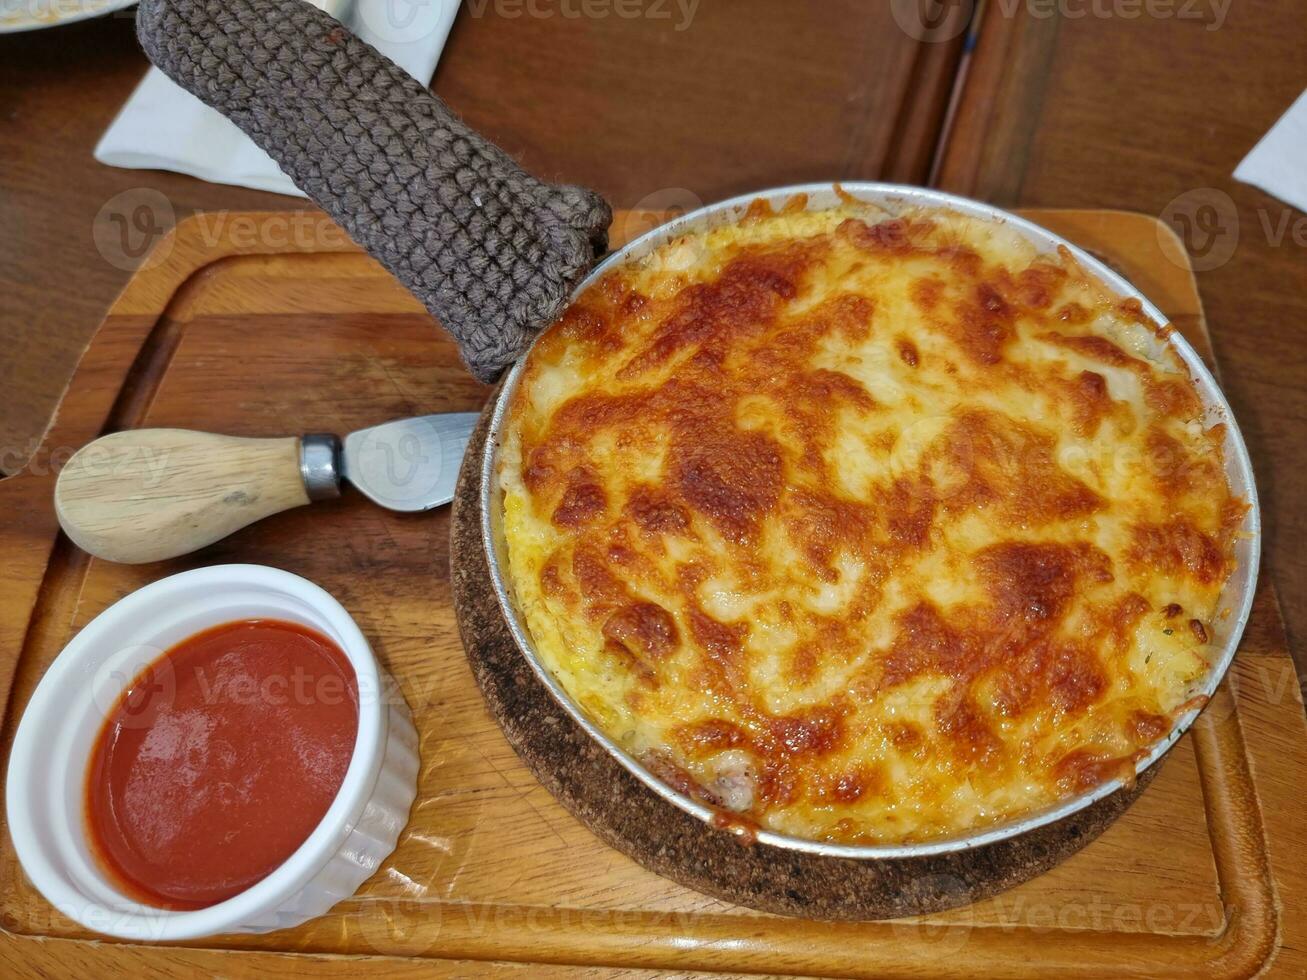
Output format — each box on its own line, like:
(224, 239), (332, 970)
(136, 0), (611, 382)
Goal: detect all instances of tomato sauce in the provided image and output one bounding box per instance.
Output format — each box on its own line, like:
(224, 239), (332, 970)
(85, 620), (359, 910)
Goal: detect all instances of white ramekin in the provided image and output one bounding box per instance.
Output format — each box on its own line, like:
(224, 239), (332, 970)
(5, 564), (419, 941)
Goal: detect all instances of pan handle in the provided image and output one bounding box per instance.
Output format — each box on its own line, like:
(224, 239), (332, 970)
(136, 0), (611, 383)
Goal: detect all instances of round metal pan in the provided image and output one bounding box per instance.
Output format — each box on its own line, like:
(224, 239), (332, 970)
(478, 181), (1261, 860)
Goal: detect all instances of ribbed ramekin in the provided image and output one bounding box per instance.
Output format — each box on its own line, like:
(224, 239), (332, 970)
(5, 563), (419, 940)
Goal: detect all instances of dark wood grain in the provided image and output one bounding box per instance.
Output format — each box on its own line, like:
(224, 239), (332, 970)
(0, 14), (289, 474)
(433, 0), (950, 203)
(0, 2), (958, 476)
(935, 2), (1307, 671)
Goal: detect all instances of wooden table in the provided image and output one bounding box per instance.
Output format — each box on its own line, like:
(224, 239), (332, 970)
(1, 3), (1306, 975)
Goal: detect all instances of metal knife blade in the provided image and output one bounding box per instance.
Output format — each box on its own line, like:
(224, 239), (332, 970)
(341, 413), (479, 512)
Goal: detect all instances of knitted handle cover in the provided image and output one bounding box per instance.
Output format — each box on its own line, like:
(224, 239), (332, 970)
(136, 0), (612, 382)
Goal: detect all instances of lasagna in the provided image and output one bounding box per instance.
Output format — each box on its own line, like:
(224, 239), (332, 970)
(497, 200), (1244, 844)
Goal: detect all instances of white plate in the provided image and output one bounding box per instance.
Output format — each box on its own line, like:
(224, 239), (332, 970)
(0, 0), (135, 33)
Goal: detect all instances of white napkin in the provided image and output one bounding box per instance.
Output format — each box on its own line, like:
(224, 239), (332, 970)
(95, 0), (460, 197)
(1234, 88), (1307, 215)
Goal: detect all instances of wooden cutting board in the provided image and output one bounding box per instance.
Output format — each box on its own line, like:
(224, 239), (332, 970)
(0, 209), (1303, 979)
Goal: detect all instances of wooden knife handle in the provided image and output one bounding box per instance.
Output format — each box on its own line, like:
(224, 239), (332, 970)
(54, 429), (326, 564)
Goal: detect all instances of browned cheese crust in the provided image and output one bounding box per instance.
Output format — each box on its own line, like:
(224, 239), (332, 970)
(499, 202), (1244, 844)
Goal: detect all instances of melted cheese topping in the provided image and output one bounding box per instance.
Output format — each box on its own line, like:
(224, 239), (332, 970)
(498, 202), (1244, 844)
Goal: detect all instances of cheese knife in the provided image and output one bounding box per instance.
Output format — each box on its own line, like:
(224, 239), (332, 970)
(54, 413), (479, 564)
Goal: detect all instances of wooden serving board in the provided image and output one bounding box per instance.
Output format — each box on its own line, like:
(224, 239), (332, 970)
(0, 209), (1303, 978)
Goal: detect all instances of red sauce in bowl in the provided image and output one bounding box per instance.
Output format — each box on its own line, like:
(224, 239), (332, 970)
(85, 619), (359, 910)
